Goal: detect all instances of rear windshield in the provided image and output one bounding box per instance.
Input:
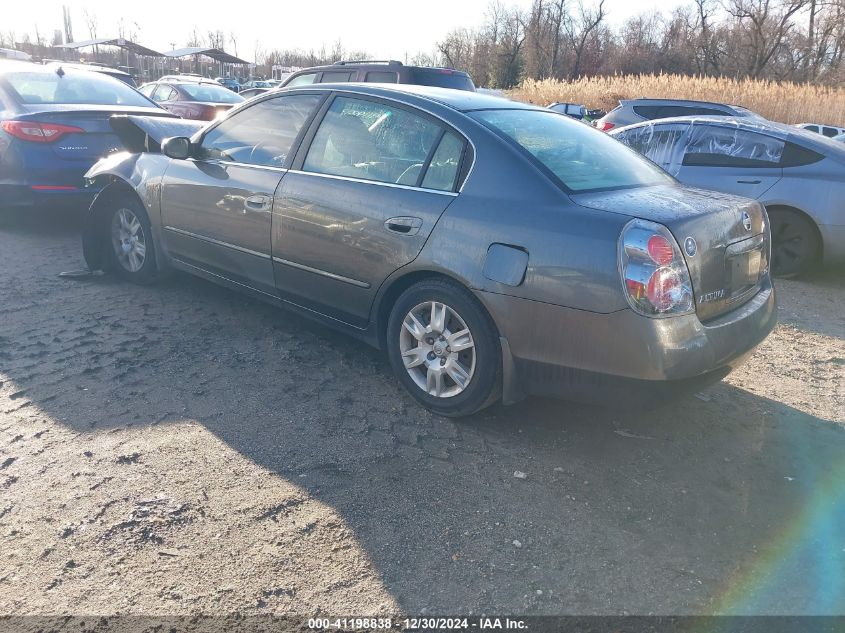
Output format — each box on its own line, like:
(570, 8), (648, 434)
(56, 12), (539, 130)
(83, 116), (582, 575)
(180, 84), (244, 104)
(3, 70), (153, 106)
(409, 69), (475, 91)
(472, 109), (673, 193)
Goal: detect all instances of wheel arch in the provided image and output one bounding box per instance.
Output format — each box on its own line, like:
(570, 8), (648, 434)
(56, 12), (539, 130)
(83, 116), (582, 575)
(765, 203), (824, 261)
(83, 179), (166, 273)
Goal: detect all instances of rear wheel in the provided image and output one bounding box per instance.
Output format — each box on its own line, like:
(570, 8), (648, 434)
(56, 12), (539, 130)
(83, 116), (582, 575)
(105, 197), (157, 284)
(768, 208), (820, 278)
(386, 278), (501, 417)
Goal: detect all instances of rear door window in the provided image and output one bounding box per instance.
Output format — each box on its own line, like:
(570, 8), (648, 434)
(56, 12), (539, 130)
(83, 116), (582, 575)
(822, 126), (839, 138)
(682, 125), (784, 167)
(199, 93), (322, 167)
(365, 71), (399, 83)
(614, 123), (690, 171)
(303, 96), (445, 186)
(286, 73), (317, 87)
(320, 71), (354, 83)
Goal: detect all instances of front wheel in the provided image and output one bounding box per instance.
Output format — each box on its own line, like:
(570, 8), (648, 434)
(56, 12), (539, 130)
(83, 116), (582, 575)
(386, 278), (501, 417)
(105, 197), (158, 284)
(768, 208), (820, 278)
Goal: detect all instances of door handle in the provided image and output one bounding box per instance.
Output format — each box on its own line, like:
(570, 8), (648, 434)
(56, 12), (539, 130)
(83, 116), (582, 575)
(244, 195), (272, 212)
(384, 216), (422, 236)
(737, 179), (761, 185)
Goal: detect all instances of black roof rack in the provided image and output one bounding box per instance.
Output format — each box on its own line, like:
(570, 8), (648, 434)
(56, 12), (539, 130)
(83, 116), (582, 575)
(333, 59), (403, 66)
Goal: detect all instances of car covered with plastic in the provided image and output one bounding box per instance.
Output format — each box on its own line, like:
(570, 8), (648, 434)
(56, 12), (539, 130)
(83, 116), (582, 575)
(80, 85), (777, 416)
(612, 116), (845, 277)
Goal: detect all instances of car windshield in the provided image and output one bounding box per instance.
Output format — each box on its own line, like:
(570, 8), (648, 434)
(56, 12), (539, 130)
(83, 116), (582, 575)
(409, 69), (475, 91)
(472, 109), (673, 192)
(180, 84), (244, 103)
(3, 70), (154, 106)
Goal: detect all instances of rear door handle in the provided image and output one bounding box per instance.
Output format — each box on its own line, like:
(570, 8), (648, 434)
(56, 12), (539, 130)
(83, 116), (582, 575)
(737, 179), (761, 185)
(244, 194), (272, 212)
(384, 216), (422, 236)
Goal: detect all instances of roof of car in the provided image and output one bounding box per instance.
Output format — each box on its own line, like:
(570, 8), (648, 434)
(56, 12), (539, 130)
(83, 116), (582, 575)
(620, 98), (742, 109)
(43, 62), (131, 77)
(613, 115), (845, 157)
(291, 62), (471, 75)
(281, 82), (539, 113)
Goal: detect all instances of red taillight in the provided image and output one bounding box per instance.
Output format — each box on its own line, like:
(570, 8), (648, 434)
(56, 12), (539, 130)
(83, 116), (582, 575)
(1, 120), (85, 143)
(646, 268), (683, 312)
(647, 235), (674, 266)
(619, 219), (694, 317)
(595, 121), (615, 132)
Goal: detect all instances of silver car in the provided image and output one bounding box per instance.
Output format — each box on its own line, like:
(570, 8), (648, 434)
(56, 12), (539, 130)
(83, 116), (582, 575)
(81, 85), (777, 417)
(612, 116), (845, 277)
(593, 98), (757, 132)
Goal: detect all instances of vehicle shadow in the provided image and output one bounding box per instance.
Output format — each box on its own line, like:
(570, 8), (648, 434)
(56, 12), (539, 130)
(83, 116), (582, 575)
(2, 231), (844, 615)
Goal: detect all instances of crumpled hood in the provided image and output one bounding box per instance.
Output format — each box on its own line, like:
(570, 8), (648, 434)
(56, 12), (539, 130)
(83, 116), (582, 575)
(109, 115), (206, 154)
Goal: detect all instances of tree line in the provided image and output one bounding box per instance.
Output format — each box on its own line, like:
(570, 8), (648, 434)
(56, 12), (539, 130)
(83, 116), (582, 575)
(424, 0), (845, 88)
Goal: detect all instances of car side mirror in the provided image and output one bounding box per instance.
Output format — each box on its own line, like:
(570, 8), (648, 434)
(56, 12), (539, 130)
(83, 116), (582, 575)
(162, 136), (192, 160)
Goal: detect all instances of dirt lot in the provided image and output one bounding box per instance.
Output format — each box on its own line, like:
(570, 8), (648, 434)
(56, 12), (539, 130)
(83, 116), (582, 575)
(0, 209), (842, 617)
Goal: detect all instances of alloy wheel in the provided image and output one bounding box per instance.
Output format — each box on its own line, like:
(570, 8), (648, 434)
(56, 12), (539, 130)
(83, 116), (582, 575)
(399, 300), (476, 398)
(111, 208), (147, 273)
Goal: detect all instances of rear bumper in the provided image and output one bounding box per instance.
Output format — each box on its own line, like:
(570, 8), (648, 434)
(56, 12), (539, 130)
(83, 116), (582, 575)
(478, 278), (777, 404)
(0, 184), (98, 210)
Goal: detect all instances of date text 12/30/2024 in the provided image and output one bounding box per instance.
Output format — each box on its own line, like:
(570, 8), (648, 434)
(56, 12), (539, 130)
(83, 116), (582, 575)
(307, 617), (528, 630)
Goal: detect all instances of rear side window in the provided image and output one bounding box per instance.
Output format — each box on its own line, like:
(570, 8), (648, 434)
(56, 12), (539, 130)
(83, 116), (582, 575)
(633, 104), (730, 119)
(682, 125), (784, 167)
(822, 127), (839, 138)
(365, 71), (399, 83)
(199, 94), (321, 167)
(320, 71), (354, 83)
(408, 69), (475, 91)
(422, 131), (464, 191)
(474, 109), (671, 192)
(303, 96), (445, 186)
(286, 73), (317, 87)
(152, 85), (177, 102)
(4, 70), (154, 106)
(781, 142), (824, 167)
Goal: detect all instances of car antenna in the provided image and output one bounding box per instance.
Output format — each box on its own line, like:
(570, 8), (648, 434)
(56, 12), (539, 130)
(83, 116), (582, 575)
(56, 66), (65, 77)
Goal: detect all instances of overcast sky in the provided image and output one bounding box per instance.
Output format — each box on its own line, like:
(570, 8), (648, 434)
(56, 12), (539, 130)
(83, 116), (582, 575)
(6, 0), (685, 61)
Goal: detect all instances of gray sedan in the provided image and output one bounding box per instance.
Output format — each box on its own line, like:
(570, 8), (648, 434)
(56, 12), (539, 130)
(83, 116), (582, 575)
(82, 85), (776, 417)
(612, 116), (845, 277)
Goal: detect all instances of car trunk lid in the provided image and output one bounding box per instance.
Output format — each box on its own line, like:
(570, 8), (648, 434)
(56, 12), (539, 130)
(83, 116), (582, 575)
(572, 184), (769, 321)
(16, 108), (176, 162)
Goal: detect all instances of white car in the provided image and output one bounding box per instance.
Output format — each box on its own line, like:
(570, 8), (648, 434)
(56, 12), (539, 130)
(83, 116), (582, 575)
(797, 122), (845, 138)
(612, 116), (845, 276)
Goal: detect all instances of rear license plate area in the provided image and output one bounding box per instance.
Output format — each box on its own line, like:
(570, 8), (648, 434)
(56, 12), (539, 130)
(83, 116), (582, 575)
(726, 234), (767, 301)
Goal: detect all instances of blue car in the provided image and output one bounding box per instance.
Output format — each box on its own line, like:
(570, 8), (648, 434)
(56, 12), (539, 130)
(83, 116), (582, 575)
(0, 60), (174, 211)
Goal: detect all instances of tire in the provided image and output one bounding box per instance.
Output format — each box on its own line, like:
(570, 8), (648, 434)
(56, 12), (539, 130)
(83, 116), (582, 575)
(768, 208), (821, 278)
(386, 278), (501, 417)
(104, 196), (158, 284)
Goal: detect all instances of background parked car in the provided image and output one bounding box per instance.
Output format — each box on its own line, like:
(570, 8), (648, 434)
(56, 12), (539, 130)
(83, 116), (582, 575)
(241, 80), (272, 90)
(797, 122), (845, 138)
(547, 102), (587, 119)
(612, 116), (845, 277)
(216, 77), (241, 92)
(238, 87), (269, 99)
(280, 60), (476, 91)
(0, 59), (172, 211)
(138, 79), (244, 120)
(82, 85), (775, 416)
(593, 98), (758, 132)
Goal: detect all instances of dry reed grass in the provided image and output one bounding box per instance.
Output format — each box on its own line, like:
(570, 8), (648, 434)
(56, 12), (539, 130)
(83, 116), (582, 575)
(508, 74), (845, 126)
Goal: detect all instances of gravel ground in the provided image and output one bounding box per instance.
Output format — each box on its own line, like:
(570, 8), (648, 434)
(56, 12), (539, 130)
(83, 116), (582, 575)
(0, 209), (842, 617)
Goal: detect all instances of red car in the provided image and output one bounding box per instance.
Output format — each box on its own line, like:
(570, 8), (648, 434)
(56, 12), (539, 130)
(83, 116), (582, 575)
(138, 78), (244, 121)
